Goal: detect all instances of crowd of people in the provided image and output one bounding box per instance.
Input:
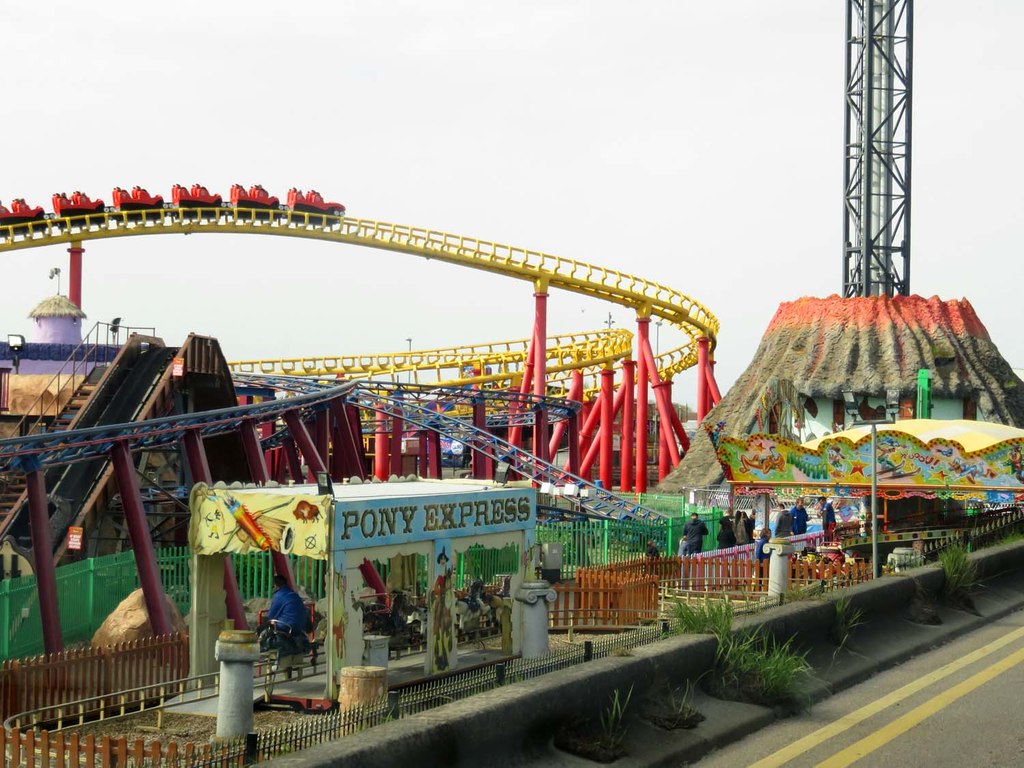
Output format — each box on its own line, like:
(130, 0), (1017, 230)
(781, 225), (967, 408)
(669, 496), (837, 562)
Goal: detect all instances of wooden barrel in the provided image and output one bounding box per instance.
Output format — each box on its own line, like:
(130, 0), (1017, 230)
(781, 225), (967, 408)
(338, 666), (387, 711)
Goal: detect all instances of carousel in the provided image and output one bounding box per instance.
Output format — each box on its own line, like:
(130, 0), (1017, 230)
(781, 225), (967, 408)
(710, 418), (1024, 567)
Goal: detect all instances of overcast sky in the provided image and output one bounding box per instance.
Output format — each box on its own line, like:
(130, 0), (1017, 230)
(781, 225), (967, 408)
(2, 1), (1021, 402)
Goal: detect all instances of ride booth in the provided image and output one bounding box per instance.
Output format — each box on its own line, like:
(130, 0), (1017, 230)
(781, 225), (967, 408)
(188, 480), (536, 704)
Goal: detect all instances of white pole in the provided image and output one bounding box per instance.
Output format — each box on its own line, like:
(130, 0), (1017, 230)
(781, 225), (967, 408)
(871, 424), (879, 578)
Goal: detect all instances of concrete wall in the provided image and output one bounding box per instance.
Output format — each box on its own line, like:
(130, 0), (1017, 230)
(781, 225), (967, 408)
(269, 540), (1024, 768)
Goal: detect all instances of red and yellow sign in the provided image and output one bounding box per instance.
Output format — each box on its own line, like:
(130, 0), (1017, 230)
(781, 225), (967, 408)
(188, 483), (331, 559)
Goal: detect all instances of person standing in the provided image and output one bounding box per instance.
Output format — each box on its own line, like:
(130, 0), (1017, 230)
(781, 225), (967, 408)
(791, 498), (809, 536)
(733, 509), (750, 546)
(679, 513), (709, 557)
(742, 510), (755, 543)
(755, 528), (772, 562)
(717, 518), (737, 550)
(775, 505), (794, 537)
(819, 496), (837, 541)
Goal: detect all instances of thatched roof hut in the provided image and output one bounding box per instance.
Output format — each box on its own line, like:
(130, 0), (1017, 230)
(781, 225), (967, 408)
(660, 295), (1024, 491)
(27, 295), (86, 320)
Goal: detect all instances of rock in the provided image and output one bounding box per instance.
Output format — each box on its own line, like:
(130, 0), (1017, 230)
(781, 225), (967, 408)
(91, 588), (188, 647)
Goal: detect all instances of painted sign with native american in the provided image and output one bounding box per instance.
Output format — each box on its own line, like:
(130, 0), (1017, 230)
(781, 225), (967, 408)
(715, 431), (1024, 502)
(188, 483), (331, 558)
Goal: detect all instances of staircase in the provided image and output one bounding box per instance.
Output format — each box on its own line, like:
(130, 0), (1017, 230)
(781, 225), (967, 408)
(51, 382), (97, 431)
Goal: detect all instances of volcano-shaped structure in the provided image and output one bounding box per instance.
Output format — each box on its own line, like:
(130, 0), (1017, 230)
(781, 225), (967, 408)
(661, 295), (1024, 490)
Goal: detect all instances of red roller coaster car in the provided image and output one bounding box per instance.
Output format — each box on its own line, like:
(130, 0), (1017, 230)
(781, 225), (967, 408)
(287, 188), (346, 217)
(230, 184), (280, 210)
(52, 191), (105, 217)
(112, 186), (165, 210)
(171, 184), (223, 208)
(0, 198), (47, 228)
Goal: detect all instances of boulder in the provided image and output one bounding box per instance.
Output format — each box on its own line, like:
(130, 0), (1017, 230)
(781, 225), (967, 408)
(91, 588), (187, 647)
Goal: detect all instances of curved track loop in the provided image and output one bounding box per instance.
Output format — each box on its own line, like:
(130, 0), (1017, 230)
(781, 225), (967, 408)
(231, 329), (635, 398)
(240, 375), (660, 521)
(0, 207), (719, 366)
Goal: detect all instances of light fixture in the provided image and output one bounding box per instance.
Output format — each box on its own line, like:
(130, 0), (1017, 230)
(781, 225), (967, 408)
(6, 334), (25, 375)
(886, 388), (900, 418)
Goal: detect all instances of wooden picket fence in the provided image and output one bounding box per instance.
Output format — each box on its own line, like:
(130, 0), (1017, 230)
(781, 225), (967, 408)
(0, 634), (189, 724)
(550, 565), (660, 629)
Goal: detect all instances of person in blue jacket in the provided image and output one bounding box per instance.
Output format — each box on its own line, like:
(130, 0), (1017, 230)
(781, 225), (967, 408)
(791, 498), (809, 536)
(755, 528), (772, 562)
(268, 575), (307, 637)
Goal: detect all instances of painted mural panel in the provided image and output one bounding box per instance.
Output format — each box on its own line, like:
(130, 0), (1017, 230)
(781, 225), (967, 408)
(188, 483), (331, 558)
(713, 430), (1024, 503)
(429, 544), (456, 674)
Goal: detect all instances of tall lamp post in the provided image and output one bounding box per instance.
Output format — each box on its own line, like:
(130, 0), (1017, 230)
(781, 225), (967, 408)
(7, 335), (25, 375)
(842, 389), (900, 579)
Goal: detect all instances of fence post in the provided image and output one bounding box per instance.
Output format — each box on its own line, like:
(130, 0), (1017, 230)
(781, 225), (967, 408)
(602, 520), (609, 566)
(0, 579), (9, 660)
(583, 640), (593, 662)
(386, 690), (401, 720)
(244, 732), (258, 765)
(85, 558), (96, 637)
(494, 662), (506, 686)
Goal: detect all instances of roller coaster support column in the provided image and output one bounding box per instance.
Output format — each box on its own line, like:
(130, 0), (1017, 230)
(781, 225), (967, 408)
(472, 396), (493, 480)
(239, 421), (296, 591)
(638, 326), (681, 469)
(185, 429), (247, 630)
(390, 395), (404, 477)
(507, 336), (535, 452)
(26, 467), (63, 654)
(283, 436), (303, 484)
(577, 383), (626, 478)
(314, 410), (330, 474)
(329, 400), (366, 480)
(707, 357), (722, 408)
(656, 381), (672, 482)
(620, 360), (636, 492)
(567, 412), (581, 476)
(427, 431), (442, 479)
(374, 412), (388, 480)
(548, 370), (583, 461)
(599, 367), (615, 489)
(111, 441), (173, 637)
(532, 283), (549, 463)
(283, 411), (328, 478)
(68, 241), (83, 308)
(697, 337), (710, 422)
(635, 316), (651, 493)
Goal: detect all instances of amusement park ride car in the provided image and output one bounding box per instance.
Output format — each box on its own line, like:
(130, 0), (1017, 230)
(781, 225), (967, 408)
(0, 183), (347, 230)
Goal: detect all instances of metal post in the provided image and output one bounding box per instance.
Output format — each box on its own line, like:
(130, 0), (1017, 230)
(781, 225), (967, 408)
(374, 411), (388, 480)
(282, 436), (303, 484)
(111, 441), (173, 637)
(871, 423), (879, 578)
(389, 396), (403, 477)
(696, 336), (710, 422)
(26, 468), (64, 654)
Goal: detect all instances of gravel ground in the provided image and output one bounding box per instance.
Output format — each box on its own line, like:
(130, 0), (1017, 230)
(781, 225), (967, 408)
(63, 709), (320, 745)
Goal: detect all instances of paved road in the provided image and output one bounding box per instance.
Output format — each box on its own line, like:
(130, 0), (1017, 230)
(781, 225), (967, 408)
(696, 608), (1024, 767)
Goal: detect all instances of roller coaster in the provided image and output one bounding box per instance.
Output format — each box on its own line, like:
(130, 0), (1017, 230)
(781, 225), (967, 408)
(0, 182), (723, 655)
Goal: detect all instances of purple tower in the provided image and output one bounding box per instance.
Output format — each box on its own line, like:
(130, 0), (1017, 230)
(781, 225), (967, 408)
(28, 295), (86, 345)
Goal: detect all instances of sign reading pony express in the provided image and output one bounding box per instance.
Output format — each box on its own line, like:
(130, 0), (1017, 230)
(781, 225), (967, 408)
(334, 489), (534, 549)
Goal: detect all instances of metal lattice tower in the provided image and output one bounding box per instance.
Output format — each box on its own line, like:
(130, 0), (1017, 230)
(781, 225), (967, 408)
(842, 0), (914, 297)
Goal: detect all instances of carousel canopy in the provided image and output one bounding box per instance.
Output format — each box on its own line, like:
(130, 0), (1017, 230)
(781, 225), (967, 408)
(804, 419), (1024, 453)
(711, 418), (1024, 502)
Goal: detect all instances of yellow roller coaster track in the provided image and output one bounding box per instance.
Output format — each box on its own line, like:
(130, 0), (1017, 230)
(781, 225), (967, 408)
(0, 208), (719, 381)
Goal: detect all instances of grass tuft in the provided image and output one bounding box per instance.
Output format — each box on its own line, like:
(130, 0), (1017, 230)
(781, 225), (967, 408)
(715, 630), (813, 709)
(939, 545), (978, 601)
(670, 598), (734, 639)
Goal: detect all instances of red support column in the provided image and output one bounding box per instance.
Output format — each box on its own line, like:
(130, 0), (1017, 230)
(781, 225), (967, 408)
(599, 367), (615, 489)
(639, 336), (681, 467)
(68, 241), (84, 309)
(566, 413), (581, 476)
(26, 468), (63, 654)
(389, 400), (404, 477)
(507, 333), (536, 451)
(428, 431), (442, 479)
(284, 410), (328, 477)
(696, 336), (710, 423)
(185, 429), (246, 629)
(577, 383), (627, 477)
(620, 359), (635, 492)
(314, 410), (330, 475)
(283, 436), (303, 483)
(707, 357), (723, 406)
(635, 317), (651, 493)
(346, 404), (369, 479)
(549, 370), (583, 460)
(656, 383), (671, 481)
(472, 398), (493, 480)
(374, 412), (388, 480)
(111, 442), (173, 637)
(532, 285), (549, 463)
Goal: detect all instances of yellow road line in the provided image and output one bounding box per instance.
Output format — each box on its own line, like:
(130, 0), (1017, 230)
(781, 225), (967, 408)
(817, 643), (1024, 767)
(749, 623), (1024, 768)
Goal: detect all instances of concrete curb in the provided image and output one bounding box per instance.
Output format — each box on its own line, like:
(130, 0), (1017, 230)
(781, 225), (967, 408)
(268, 540), (1024, 768)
